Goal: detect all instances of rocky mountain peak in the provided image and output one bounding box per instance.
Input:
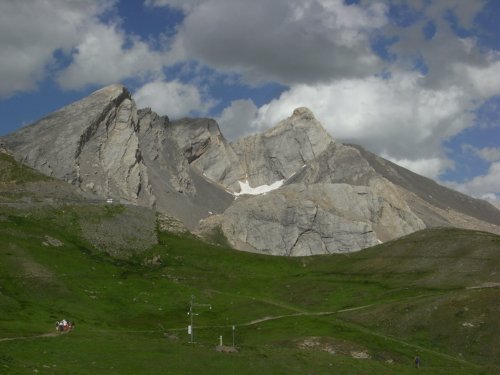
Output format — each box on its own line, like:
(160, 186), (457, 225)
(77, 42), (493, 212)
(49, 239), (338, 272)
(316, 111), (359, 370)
(292, 106), (315, 120)
(3, 83), (146, 200)
(230, 107), (334, 188)
(91, 83), (130, 101)
(3, 84), (500, 257)
(265, 107), (329, 139)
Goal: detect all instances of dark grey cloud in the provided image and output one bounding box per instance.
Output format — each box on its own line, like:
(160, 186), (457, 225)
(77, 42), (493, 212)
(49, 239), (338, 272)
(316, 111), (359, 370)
(172, 0), (388, 85)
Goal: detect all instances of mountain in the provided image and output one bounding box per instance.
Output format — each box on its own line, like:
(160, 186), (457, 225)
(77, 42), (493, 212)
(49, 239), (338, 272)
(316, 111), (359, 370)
(2, 85), (233, 229)
(2, 84), (500, 255)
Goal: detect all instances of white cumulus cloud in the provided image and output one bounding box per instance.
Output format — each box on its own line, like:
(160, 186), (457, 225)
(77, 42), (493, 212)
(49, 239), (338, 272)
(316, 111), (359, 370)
(57, 22), (168, 90)
(0, 0), (113, 97)
(133, 80), (214, 119)
(383, 156), (454, 181)
(462, 145), (500, 162)
(447, 162), (500, 206)
(250, 72), (473, 166)
(216, 99), (259, 141)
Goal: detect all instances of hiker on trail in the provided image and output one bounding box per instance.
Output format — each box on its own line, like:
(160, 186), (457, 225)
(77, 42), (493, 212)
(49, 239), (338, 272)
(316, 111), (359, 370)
(415, 354), (421, 368)
(56, 319), (74, 332)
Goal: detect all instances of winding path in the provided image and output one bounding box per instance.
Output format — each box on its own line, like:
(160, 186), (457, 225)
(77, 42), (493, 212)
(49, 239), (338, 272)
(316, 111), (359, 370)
(0, 331), (65, 342)
(0, 292), (482, 369)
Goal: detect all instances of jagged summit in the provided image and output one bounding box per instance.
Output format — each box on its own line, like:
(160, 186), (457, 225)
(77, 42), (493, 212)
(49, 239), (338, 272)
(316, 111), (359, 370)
(3, 84), (233, 228)
(3, 83), (135, 182)
(3, 85), (500, 256)
(292, 106), (315, 120)
(228, 107), (333, 188)
(81, 83), (131, 105)
(93, 83), (128, 95)
(263, 106), (329, 139)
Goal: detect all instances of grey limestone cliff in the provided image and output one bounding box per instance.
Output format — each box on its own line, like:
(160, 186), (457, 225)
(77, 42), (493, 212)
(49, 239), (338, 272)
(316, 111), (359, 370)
(4, 84), (500, 255)
(165, 117), (246, 191)
(4, 85), (151, 205)
(3, 85), (233, 229)
(196, 109), (500, 255)
(200, 182), (425, 256)
(232, 107), (333, 188)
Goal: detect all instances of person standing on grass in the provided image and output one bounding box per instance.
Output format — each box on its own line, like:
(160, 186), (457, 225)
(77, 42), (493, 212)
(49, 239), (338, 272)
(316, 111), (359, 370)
(415, 354), (421, 368)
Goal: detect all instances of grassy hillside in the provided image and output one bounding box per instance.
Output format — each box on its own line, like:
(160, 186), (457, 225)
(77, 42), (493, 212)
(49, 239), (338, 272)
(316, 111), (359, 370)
(0, 201), (499, 374)
(0, 152), (83, 203)
(0, 153), (499, 374)
(0, 153), (52, 184)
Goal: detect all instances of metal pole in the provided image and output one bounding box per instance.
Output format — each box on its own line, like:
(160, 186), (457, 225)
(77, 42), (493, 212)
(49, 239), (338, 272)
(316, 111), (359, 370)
(190, 296), (194, 343)
(187, 295), (211, 344)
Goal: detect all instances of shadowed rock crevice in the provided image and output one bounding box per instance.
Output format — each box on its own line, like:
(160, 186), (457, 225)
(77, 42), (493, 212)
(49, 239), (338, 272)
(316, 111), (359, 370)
(75, 86), (131, 160)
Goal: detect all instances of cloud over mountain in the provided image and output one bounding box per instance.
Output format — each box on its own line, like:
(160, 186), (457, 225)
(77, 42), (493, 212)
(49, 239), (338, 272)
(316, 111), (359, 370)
(0, 0), (499, 204)
(168, 0), (387, 84)
(0, 0), (113, 97)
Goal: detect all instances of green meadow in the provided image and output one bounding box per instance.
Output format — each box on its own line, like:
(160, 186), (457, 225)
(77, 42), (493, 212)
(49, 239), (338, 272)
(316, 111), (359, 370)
(0, 153), (499, 374)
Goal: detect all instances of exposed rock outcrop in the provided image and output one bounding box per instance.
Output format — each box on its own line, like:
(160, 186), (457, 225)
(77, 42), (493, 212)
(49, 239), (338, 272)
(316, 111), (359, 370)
(79, 205), (158, 257)
(231, 107), (333, 188)
(0, 139), (8, 155)
(4, 85), (149, 204)
(200, 182), (425, 256)
(166, 118), (245, 191)
(3, 85), (234, 229)
(4, 84), (500, 255)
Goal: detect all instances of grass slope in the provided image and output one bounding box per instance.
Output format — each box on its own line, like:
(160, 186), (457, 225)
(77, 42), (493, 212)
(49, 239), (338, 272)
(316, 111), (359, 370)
(0, 152), (82, 203)
(0, 204), (499, 374)
(0, 153), (499, 374)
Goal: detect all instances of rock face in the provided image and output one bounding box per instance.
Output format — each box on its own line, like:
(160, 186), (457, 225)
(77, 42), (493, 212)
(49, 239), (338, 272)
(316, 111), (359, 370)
(196, 107), (500, 255)
(4, 84), (500, 256)
(204, 183), (424, 256)
(0, 140), (8, 154)
(4, 85), (151, 205)
(3, 85), (233, 229)
(232, 107), (332, 188)
(164, 117), (246, 192)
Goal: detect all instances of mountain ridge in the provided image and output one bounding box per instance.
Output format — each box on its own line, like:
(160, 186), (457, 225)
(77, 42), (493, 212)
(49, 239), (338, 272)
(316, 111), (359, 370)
(2, 84), (500, 255)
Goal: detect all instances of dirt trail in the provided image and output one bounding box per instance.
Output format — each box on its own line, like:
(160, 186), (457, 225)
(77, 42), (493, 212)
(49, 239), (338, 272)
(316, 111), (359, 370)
(234, 302), (478, 368)
(240, 303), (376, 326)
(1, 304), (478, 369)
(0, 331), (68, 343)
(466, 282), (500, 289)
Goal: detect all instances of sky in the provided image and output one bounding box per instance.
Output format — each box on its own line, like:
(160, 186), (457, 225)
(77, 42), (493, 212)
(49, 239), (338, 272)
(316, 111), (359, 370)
(0, 0), (499, 206)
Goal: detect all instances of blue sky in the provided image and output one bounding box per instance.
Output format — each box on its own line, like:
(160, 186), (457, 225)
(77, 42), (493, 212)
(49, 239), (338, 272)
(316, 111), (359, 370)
(0, 0), (499, 205)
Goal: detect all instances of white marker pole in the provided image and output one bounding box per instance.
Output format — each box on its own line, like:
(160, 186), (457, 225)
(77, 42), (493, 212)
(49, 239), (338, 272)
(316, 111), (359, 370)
(187, 295), (211, 344)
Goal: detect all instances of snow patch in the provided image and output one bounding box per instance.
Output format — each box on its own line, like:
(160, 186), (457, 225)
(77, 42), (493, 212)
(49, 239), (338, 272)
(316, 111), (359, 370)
(234, 179), (284, 196)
